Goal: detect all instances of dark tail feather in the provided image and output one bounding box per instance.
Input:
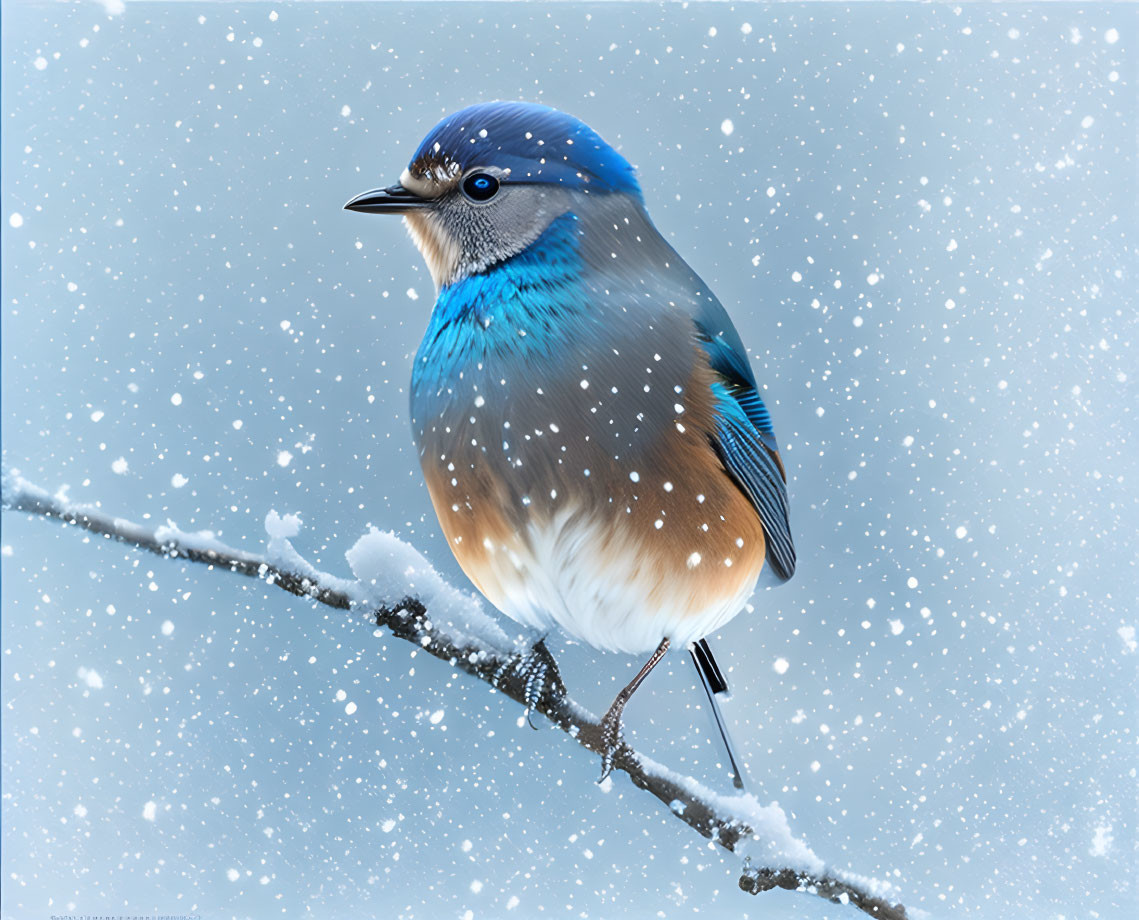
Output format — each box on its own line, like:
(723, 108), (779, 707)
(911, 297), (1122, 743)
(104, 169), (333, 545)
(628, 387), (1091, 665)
(690, 638), (748, 792)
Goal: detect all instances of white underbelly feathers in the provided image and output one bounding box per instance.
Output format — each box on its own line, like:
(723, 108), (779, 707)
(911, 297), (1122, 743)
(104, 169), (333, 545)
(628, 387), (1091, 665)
(451, 502), (765, 656)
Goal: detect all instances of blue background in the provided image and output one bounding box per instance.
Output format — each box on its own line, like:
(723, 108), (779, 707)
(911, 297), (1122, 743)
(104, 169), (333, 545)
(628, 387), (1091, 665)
(3, 2), (1135, 918)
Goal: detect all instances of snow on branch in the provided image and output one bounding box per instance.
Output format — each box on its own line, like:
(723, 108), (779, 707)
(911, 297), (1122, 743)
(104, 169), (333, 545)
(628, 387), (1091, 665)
(2, 470), (909, 919)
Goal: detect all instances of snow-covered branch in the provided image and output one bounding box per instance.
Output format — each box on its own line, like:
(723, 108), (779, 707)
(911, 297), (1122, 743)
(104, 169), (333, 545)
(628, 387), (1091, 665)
(2, 471), (909, 919)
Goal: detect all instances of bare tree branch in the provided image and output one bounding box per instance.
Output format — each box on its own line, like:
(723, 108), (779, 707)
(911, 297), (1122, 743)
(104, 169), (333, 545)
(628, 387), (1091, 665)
(2, 471), (909, 919)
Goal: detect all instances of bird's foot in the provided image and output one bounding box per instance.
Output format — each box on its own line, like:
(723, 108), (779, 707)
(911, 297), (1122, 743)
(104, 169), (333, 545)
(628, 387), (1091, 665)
(598, 697), (628, 783)
(594, 637), (670, 783)
(494, 637), (565, 729)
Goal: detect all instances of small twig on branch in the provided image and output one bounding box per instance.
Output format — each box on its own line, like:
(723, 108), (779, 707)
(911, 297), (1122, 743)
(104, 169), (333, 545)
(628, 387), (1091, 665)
(2, 471), (908, 919)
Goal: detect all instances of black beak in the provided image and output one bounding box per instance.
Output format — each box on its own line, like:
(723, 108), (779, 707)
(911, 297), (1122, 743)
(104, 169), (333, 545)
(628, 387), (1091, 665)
(344, 184), (432, 215)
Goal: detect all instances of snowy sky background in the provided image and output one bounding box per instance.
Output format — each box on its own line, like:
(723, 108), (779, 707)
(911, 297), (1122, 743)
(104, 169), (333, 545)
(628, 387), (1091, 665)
(2, 2), (1136, 918)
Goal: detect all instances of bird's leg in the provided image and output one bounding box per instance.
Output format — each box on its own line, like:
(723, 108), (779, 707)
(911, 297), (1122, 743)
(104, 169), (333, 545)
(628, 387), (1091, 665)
(598, 637), (671, 782)
(494, 637), (565, 729)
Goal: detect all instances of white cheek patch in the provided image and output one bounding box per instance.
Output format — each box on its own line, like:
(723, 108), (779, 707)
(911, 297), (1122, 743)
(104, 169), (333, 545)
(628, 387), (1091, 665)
(403, 211), (461, 289)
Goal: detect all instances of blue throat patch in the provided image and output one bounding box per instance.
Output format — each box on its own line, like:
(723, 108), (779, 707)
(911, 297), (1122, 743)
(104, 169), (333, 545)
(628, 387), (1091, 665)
(412, 212), (593, 394)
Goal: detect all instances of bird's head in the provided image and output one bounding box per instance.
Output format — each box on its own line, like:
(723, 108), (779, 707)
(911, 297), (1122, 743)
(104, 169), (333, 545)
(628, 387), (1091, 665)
(345, 102), (641, 288)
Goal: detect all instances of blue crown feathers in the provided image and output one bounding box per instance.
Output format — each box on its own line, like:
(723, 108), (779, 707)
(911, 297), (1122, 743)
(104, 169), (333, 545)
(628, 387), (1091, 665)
(409, 101), (641, 198)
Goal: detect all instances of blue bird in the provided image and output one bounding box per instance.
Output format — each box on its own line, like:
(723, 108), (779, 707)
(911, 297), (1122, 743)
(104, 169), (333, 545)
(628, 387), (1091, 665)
(346, 102), (794, 784)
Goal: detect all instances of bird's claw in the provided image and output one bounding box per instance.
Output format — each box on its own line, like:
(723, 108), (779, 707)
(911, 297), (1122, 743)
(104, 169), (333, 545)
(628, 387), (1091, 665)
(597, 704), (624, 783)
(494, 637), (563, 728)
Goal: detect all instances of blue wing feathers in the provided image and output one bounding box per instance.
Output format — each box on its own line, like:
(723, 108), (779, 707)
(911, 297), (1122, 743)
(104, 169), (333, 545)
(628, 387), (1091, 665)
(697, 316), (796, 582)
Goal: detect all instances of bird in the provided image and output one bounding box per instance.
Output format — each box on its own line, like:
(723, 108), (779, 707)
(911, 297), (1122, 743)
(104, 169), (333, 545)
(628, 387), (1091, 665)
(345, 102), (794, 784)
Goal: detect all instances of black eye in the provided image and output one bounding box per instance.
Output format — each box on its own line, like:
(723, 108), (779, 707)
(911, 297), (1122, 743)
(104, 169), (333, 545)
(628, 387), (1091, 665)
(462, 172), (500, 202)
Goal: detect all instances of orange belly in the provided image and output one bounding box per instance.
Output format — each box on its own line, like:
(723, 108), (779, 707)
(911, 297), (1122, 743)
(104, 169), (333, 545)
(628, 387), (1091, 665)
(421, 364), (768, 653)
